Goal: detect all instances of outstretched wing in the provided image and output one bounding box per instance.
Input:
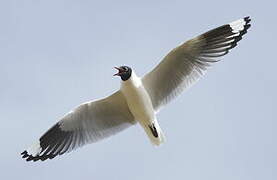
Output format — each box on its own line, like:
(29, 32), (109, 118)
(142, 17), (251, 111)
(21, 91), (135, 162)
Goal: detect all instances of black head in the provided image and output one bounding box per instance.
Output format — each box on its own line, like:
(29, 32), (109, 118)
(113, 66), (132, 81)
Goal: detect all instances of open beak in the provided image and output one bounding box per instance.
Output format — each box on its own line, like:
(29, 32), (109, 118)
(113, 67), (124, 76)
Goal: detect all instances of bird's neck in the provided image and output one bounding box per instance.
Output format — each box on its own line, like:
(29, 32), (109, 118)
(121, 71), (142, 88)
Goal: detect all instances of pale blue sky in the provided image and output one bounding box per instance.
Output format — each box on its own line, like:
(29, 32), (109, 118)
(0, 0), (276, 179)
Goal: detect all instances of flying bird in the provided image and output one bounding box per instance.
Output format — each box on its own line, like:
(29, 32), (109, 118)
(22, 17), (251, 161)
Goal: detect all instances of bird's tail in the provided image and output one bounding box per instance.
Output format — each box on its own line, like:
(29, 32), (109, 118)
(142, 120), (165, 146)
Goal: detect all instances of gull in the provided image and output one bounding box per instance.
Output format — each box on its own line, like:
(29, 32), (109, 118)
(21, 16), (251, 161)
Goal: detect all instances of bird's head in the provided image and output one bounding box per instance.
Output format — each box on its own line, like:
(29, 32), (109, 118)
(113, 66), (132, 81)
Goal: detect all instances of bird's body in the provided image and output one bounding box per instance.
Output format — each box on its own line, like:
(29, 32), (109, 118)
(120, 71), (165, 145)
(22, 16), (251, 161)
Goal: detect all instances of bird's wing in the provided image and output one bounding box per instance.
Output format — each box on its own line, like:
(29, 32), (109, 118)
(21, 91), (135, 162)
(142, 17), (251, 111)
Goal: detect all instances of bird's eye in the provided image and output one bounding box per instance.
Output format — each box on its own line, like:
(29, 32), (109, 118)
(123, 67), (128, 71)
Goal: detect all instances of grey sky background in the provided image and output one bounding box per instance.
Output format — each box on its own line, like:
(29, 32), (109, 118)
(0, 0), (276, 179)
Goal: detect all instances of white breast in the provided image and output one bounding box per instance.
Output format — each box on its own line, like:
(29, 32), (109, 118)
(120, 72), (155, 125)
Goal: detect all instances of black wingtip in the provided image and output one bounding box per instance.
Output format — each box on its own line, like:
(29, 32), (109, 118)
(244, 16), (251, 23)
(243, 16), (251, 31)
(21, 123), (73, 162)
(198, 16), (252, 63)
(239, 17), (251, 37)
(21, 150), (34, 161)
(21, 150), (26, 155)
(21, 149), (56, 162)
(21, 151), (29, 158)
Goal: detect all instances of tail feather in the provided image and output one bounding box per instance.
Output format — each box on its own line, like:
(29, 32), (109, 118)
(143, 121), (165, 146)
